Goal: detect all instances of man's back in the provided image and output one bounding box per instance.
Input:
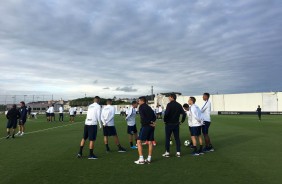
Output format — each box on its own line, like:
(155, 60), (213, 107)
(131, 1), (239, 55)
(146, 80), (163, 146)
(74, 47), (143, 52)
(101, 105), (115, 126)
(7, 108), (20, 120)
(164, 101), (186, 124)
(85, 103), (101, 125)
(139, 103), (156, 126)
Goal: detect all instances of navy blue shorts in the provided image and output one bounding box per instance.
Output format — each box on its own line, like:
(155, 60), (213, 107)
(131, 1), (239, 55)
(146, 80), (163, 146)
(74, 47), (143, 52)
(103, 126), (117, 136)
(138, 126), (155, 141)
(50, 113), (55, 117)
(202, 121), (211, 135)
(83, 125), (97, 141)
(190, 126), (201, 136)
(7, 119), (18, 129)
(46, 113), (50, 117)
(127, 125), (137, 135)
(19, 119), (26, 125)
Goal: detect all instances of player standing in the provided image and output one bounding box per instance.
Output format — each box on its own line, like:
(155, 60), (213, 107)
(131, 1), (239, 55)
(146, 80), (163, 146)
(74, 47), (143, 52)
(49, 105), (55, 122)
(16, 101), (28, 136)
(125, 101), (138, 149)
(188, 97), (204, 156)
(102, 99), (126, 153)
(59, 105), (64, 122)
(134, 96), (156, 164)
(69, 106), (75, 122)
(256, 105), (262, 121)
(162, 94), (186, 158)
(6, 105), (21, 139)
(77, 96), (102, 159)
(201, 93), (214, 152)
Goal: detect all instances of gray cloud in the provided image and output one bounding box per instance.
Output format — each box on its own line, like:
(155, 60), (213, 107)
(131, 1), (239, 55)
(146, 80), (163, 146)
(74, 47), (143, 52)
(116, 86), (138, 92)
(0, 0), (281, 101)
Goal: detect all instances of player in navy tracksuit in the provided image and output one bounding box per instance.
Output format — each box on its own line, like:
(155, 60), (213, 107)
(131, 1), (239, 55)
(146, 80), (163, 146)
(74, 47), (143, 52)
(163, 94), (186, 158)
(134, 96), (156, 164)
(16, 101), (28, 136)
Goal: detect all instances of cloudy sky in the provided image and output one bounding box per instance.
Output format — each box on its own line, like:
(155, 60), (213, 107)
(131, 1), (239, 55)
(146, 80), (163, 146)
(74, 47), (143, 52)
(1, 0), (282, 102)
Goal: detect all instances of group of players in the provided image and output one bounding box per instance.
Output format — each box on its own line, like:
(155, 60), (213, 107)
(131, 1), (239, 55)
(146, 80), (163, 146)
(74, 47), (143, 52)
(5, 101), (28, 138)
(77, 93), (214, 164)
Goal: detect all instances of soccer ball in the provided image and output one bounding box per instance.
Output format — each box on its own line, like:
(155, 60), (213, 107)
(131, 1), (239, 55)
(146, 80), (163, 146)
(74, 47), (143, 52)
(184, 140), (190, 147)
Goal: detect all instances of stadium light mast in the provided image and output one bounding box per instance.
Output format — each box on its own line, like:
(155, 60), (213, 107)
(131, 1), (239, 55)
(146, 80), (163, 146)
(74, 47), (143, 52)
(151, 86), (154, 96)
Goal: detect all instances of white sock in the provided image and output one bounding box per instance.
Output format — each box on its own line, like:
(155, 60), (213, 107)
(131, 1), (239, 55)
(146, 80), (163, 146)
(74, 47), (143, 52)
(147, 156), (152, 161)
(139, 156), (144, 161)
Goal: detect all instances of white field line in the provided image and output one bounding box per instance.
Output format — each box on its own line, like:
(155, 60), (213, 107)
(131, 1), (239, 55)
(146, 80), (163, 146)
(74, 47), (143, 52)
(0, 121), (83, 140)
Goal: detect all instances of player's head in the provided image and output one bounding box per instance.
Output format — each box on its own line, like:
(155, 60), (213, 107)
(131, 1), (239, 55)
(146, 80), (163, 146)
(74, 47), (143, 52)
(203, 93), (210, 101)
(138, 96), (147, 105)
(106, 99), (113, 105)
(169, 93), (177, 102)
(94, 96), (100, 103)
(12, 104), (17, 109)
(52, 104), (54, 107)
(20, 101), (25, 107)
(183, 103), (189, 111)
(132, 101), (138, 108)
(188, 97), (196, 105)
(258, 105), (260, 108)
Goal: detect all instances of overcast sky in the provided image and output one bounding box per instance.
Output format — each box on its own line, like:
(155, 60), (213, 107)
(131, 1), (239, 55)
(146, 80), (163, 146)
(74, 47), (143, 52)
(1, 0), (282, 102)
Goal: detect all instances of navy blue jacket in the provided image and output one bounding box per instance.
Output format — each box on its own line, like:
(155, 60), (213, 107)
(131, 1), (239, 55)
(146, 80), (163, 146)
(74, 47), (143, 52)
(164, 100), (186, 125)
(139, 103), (156, 127)
(19, 106), (28, 121)
(6, 107), (21, 120)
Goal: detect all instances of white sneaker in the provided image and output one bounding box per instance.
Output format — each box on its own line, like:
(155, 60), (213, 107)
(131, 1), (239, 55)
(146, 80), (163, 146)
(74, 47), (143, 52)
(162, 152), (170, 158)
(134, 159), (145, 165)
(176, 152), (181, 157)
(15, 132), (21, 136)
(20, 132), (24, 136)
(145, 159), (151, 164)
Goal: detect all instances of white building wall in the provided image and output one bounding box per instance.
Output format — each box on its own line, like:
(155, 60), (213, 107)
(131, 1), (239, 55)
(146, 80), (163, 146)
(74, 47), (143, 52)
(154, 92), (282, 112)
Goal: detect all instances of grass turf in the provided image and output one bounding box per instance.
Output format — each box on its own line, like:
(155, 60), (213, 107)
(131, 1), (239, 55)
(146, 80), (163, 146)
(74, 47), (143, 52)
(0, 114), (281, 184)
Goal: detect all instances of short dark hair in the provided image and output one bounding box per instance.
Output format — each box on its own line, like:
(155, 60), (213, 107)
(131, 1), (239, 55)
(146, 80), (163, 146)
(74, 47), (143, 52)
(139, 96), (147, 103)
(12, 104), (17, 108)
(203, 93), (210, 99)
(190, 97), (196, 104)
(107, 99), (113, 103)
(169, 93), (177, 100)
(20, 101), (25, 106)
(94, 96), (100, 100)
(132, 101), (137, 105)
(183, 103), (189, 109)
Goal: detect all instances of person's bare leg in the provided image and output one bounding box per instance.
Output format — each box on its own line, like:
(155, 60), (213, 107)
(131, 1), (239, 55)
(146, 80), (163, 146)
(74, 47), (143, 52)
(114, 135), (120, 145)
(204, 134), (211, 146)
(191, 136), (197, 146)
(137, 140), (143, 156)
(148, 141), (153, 156)
(104, 136), (108, 145)
(89, 141), (94, 149)
(80, 139), (85, 147)
(199, 136), (203, 146)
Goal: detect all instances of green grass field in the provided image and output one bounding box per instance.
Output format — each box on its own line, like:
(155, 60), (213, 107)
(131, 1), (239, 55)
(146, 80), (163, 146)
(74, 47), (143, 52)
(0, 114), (281, 184)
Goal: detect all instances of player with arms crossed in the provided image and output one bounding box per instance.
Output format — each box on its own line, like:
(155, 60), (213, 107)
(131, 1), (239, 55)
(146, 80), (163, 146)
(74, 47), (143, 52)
(77, 96), (102, 159)
(102, 99), (126, 153)
(134, 96), (156, 164)
(126, 101), (139, 149)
